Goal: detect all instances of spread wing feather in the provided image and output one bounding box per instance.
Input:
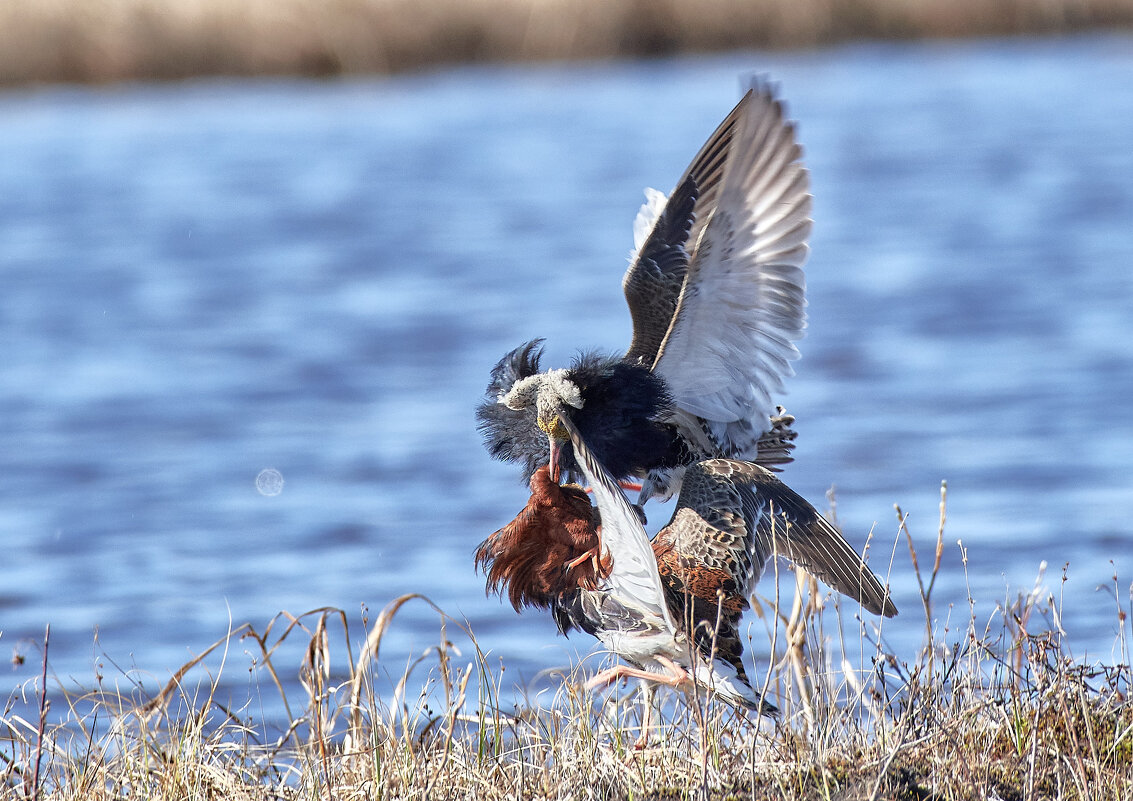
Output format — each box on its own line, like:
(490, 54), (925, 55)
(661, 460), (897, 619)
(623, 91), (743, 367)
(643, 80), (811, 445)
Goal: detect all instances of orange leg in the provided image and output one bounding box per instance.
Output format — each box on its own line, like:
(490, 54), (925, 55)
(585, 657), (688, 692)
(566, 526), (606, 575)
(564, 548), (595, 570)
(583, 480), (643, 494)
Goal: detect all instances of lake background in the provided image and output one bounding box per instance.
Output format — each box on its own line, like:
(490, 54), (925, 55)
(2, 34), (1132, 725)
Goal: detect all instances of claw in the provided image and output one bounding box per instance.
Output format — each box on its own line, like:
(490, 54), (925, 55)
(565, 547), (598, 571)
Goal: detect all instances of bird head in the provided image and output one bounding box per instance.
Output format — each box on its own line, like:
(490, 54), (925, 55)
(478, 344), (674, 488)
(501, 369), (584, 482)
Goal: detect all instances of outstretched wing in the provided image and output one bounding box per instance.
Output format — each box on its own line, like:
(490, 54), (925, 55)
(659, 459), (897, 619)
(622, 87), (743, 367)
(560, 414), (675, 631)
(646, 80), (811, 447)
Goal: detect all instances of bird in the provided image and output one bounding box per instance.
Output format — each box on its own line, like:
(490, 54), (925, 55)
(475, 414), (897, 717)
(477, 77), (811, 508)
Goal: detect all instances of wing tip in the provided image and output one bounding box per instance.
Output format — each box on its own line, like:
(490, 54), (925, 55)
(879, 596), (900, 619)
(862, 587), (899, 618)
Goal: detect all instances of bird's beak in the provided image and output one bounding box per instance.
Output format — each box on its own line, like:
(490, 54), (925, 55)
(539, 414), (569, 483)
(548, 437), (563, 483)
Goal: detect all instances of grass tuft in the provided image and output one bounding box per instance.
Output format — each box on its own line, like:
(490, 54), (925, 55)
(3, 484), (1132, 799)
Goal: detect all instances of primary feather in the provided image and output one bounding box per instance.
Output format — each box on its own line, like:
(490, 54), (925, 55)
(478, 77), (811, 505)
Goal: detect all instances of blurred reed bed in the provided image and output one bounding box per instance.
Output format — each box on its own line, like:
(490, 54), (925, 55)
(1, 0), (1132, 86)
(2, 485), (1131, 799)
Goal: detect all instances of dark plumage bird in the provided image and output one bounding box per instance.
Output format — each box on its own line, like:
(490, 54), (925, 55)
(477, 78), (810, 506)
(476, 416), (897, 713)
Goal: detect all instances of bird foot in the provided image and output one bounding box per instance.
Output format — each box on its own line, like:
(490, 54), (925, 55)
(564, 547), (598, 572)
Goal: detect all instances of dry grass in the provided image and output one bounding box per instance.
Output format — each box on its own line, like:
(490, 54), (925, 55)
(3, 484), (1132, 800)
(1, 0), (1132, 86)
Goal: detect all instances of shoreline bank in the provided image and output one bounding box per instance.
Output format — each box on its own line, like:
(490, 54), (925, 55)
(1, 0), (1131, 87)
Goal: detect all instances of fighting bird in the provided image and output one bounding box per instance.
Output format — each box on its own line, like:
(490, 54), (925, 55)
(478, 78), (811, 506)
(476, 416), (897, 715)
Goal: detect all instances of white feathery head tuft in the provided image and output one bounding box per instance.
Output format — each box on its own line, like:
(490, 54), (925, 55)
(501, 369), (584, 417)
(500, 374), (539, 410)
(543, 369), (584, 409)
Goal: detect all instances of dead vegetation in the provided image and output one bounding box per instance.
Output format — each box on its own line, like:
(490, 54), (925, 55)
(2, 484), (1131, 799)
(1, 0), (1132, 86)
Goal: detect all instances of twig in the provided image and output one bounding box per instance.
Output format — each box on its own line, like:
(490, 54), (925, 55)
(923, 481), (947, 602)
(756, 507), (781, 722)
(31, 624), (49, 801)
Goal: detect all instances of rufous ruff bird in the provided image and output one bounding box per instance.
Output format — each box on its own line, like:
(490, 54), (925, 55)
(476, 416), (897, 714)
(477, 78), (810, 507)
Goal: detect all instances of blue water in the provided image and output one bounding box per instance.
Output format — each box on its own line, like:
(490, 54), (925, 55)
(2, 35), (1133, 724)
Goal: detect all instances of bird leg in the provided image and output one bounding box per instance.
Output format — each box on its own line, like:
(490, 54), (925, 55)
(653, 655), (689, 681)
(583, 480), (644, 494)
(564, 547), (598, 571)
(565, 526), (606, 576)
(586, 659), (687, 750)
(584, 656), (689, 692)
(637, 681), (656, 750)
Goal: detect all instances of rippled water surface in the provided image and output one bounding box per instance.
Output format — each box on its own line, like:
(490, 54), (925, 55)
(3, 35), (1132, 722)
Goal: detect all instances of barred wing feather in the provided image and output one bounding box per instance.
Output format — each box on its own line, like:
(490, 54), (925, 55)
(622, 86), (742, 367)
(666, 460), (896, 618)
(651, 80), (811, 437)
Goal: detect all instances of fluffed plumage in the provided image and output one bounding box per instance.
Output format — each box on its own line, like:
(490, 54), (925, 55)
(474, 466), (610, 611)
(477, 77), (811, 505)
(477, 343), (675, 485)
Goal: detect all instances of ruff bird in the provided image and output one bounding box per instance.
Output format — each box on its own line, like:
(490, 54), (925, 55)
(475, 416), (897, 715)
(478, 78), (810, 506)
